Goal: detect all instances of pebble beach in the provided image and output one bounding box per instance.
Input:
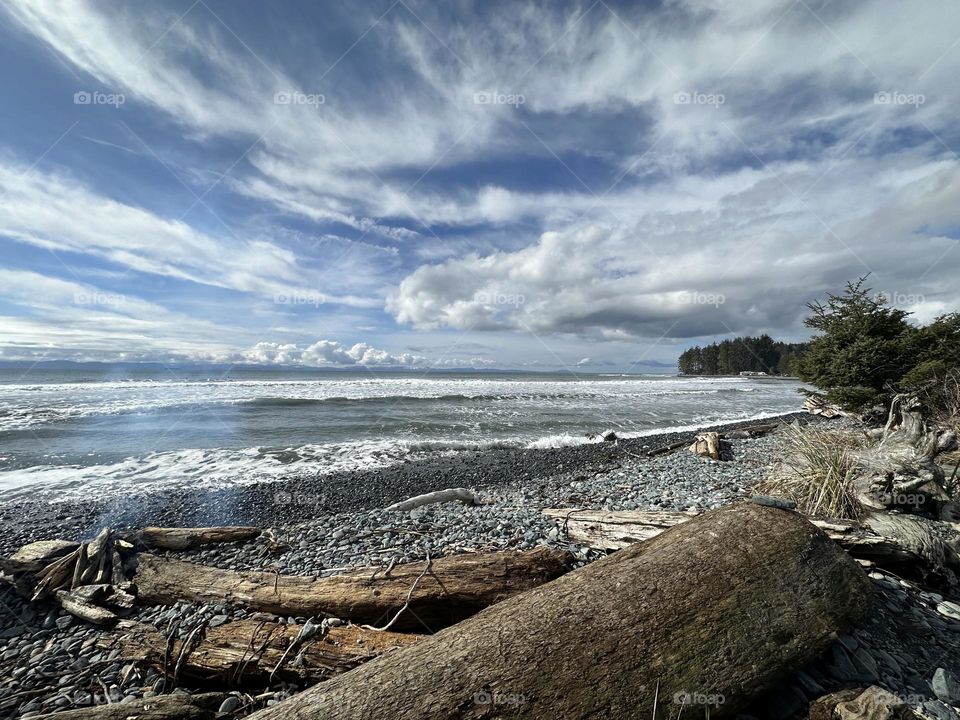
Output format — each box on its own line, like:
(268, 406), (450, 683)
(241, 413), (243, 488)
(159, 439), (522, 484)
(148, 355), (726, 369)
(1, 412), (959, 718)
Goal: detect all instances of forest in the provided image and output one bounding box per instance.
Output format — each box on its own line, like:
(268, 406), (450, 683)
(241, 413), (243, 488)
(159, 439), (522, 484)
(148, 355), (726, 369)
(677, 335), (808, 376)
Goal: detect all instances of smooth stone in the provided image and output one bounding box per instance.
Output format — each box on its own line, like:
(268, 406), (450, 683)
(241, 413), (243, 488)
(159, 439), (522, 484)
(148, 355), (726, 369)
(218, 696), (242, 714)
(932, 668), (960, 705)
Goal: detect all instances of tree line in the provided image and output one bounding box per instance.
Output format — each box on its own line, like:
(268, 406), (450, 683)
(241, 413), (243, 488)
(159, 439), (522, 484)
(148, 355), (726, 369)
(677, 335), (809, 376)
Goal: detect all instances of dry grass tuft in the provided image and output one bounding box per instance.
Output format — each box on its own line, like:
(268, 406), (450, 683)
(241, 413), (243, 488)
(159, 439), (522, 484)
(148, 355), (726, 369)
(757, 423), (868, 520)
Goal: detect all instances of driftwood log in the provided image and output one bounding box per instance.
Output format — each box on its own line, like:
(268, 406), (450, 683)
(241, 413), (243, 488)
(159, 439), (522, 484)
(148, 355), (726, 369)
(131, 526), (261, 550)
(30, 692), (226, 720)
(133, 547), (573, 631)
(101, 619), (421, 685)
(544, 507), (959, 586)
(384, 488), (482, 512)
(244, 504), (871, 719)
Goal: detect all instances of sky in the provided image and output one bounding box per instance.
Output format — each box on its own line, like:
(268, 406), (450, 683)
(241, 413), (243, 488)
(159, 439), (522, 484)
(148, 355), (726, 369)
(0, 0), (958, 372)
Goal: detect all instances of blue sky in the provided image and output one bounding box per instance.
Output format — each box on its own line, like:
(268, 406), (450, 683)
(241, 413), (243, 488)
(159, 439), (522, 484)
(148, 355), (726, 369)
(0, 0), (958, 371)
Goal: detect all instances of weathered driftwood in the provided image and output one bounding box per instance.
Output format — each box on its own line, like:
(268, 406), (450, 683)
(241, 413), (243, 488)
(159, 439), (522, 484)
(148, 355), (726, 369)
(804, 395), (846, 418)
(688, 431), (722, 460)
(0, 539), (78, 574)
(645, 423), (781, 457)
(132, 526), (262, 550)
(543, 508), (958, 586)
(543, 508), (699, 547)
(101, 619), (421, 685)
(56, 589), (118, 625)
(852, 394), (951, 513)
(383, 488), (482, 512)
(244, 504), (871, 719)
(30, 693), (226, 720)
(133, 547), (573, 631)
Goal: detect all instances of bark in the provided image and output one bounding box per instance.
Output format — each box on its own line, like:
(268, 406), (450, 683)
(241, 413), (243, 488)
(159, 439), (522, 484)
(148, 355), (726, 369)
(544, 507), (958, 586)
(384, 488), (482, 512)
(131, 526), (261, 550)
(101, 619), (421, 686)
(244, 503), (872, 720)
(29, 693), (225, 720)
(132, 547), (573, 631)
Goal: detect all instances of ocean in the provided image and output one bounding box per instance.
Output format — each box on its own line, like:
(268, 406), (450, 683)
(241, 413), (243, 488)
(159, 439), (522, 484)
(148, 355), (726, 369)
(0, 367), (808, 499)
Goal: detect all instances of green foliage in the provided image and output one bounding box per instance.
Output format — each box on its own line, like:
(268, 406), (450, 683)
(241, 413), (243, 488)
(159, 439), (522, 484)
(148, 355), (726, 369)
(796, 278), (917, 411)
(678, 335), (808, 376)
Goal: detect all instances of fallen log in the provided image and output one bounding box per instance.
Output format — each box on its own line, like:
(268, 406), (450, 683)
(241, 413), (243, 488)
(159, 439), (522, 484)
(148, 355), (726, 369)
(383, 488), (481, 512)
(543, 507), (957, 584)
(132, 526), (261, 550)
(101, 619), (421, 685)
(133, 547), (573, 631)
(30, 692), (226, 720)
(244, 503), (872, 719)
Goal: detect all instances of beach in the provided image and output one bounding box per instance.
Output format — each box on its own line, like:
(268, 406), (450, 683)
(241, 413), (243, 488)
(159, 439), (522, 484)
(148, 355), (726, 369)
(2, 410), (959, 718)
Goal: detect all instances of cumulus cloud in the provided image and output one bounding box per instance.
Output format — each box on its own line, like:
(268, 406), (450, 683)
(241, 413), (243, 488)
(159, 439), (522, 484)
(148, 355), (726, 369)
(234, 339), (491, 368)
(389, 151), (960, 339)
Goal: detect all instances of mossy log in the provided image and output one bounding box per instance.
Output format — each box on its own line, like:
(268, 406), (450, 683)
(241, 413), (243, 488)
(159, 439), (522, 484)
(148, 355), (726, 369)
(244, 504), (872, 719)
(100, 619), (421, 685)
(132, 547), (573, 631)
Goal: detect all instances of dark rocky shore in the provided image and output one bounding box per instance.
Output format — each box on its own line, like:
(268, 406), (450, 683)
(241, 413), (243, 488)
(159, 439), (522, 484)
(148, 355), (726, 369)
(1, 411), (958, 719)
(0, 413), (812, 555)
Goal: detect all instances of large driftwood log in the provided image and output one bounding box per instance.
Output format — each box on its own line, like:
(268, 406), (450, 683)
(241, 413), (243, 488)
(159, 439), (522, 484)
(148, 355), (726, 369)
(133, 547), (573, 631)
(101, 619), (420, 685)
(245, 504), (871, 719)
(544, 507), (959, 585)
(30, 693), (225, 720)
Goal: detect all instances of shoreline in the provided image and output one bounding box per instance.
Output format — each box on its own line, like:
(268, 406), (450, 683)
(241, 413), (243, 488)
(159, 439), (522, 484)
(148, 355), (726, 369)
(0, 411), (814, 555)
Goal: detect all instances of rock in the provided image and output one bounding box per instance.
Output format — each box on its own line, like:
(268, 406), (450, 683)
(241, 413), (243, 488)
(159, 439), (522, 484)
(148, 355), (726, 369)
(932, 668), (960, 705)
(209, 614), (230, 628)
(810, 688), (865, 720)
(834, 686), (918, 720)
(922, 700), (960, 720)
(600, 430), (618, 442)
(937, 602), (960, 620)
(219, 696), (242, 714)
(750, 495), (796, 510)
